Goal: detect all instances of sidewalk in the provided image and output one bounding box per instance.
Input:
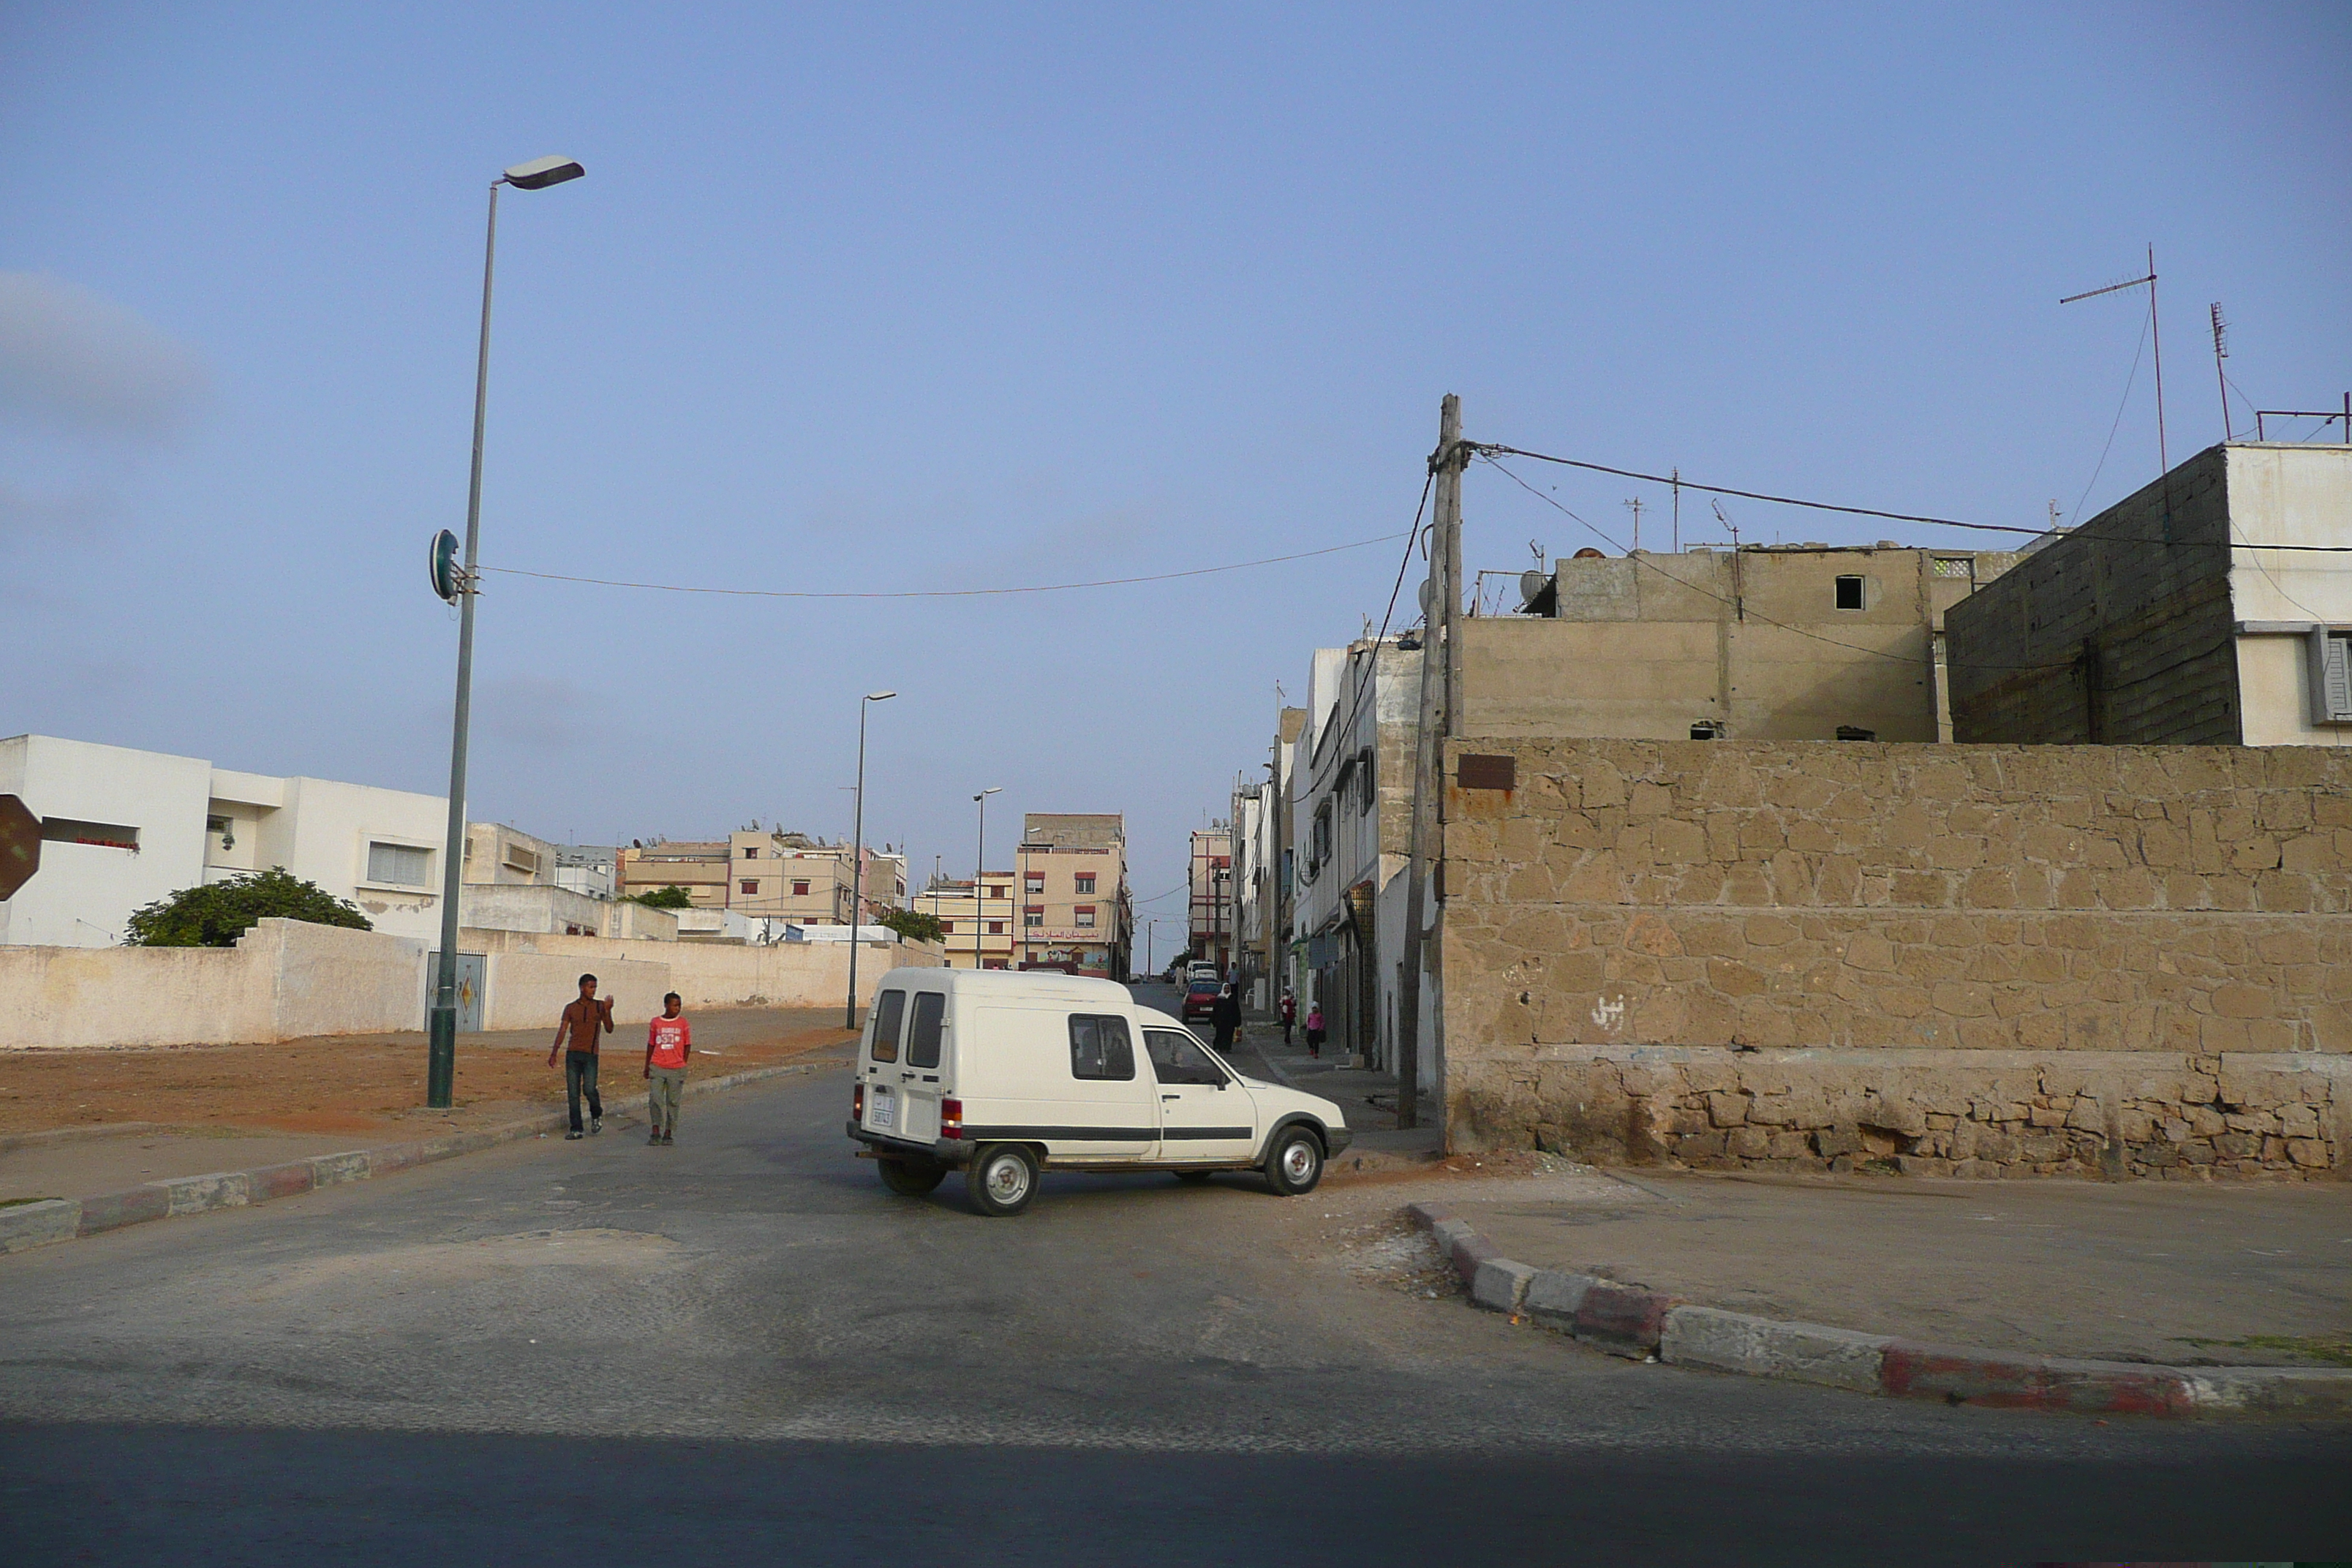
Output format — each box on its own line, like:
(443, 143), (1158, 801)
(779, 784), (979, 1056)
(1232, 1017), (1441, 1174)
(1428, 1164), (2352, 1371)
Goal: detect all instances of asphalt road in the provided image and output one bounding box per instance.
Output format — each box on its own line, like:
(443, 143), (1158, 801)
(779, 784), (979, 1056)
(3, 1019), (2346, 1565)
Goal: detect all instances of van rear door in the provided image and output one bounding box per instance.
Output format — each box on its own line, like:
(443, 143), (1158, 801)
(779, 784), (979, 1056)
(895, 990), (950, 1143)
(1145, 1028), (1257, 1161)
(861, 987), (908, 1139)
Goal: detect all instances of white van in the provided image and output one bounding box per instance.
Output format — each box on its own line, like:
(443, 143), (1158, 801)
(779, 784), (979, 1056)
(846, 968), (1352, 1216)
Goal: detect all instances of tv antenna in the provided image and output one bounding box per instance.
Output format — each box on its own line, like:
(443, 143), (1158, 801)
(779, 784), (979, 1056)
(1622, 497), (1645, 553)
(2209, 303), (2231, 440)
(2061, 244), (2168, 478)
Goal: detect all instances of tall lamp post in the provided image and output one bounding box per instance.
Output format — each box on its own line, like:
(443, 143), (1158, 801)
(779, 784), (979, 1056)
(844, 690), (896, 1029)
(427, 154), (586, 1110)
(972, 788), (1001, 969)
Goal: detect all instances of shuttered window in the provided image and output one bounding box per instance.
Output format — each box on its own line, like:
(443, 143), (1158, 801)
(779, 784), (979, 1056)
(2309, 630), (2352, 724)
(368, 842), (430, 886)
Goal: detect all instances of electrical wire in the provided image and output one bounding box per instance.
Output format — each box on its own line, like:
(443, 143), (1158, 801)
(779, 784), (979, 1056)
(480, 529), (1410, 600)
(1472, 440), (2352, 553)
(2068, 305), (2150, 527)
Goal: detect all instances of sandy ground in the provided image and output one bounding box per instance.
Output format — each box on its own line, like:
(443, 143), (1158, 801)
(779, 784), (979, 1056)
(0, 1007), (856, 1140)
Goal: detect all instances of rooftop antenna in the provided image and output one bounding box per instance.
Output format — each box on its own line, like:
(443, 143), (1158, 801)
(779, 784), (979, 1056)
(1622, 496), (1644, 552)
(2209, 302), (2231, 440)
(1712, 499), (1744, 622)
(1670, 467), (1681, 551)
(2061, 245), (2168, 479)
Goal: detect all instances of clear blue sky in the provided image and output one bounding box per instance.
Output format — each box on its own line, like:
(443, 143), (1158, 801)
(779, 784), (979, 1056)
(3, 3), (2347, 927)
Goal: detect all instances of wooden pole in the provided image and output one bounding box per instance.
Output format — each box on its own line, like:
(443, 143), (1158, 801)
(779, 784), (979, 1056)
(1396, 393), (1463, 1131)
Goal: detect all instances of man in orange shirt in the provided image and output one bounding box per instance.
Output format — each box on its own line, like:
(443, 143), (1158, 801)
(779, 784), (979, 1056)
(549, 973), (613, 1139)
(643, 991), (692, 1146)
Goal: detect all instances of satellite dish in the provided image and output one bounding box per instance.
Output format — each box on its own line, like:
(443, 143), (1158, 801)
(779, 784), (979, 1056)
(1417, 578), (1435, 618)
(429, 529), (462, 604)
(1520, 569), (1549, 603)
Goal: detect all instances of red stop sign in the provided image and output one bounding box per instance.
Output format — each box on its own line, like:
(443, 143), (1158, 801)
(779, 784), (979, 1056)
(0, 795), (39, 901)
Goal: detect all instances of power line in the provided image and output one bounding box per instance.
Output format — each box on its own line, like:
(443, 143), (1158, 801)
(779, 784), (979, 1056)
(1474, 440), (2352, 554)
(480, 529), (1410, 600)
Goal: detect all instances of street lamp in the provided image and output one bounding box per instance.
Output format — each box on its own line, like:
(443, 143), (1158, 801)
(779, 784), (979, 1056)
(845, 690), (896, 1029)
(973, 788), (1001, 969)
(426, 155), (587, 1111)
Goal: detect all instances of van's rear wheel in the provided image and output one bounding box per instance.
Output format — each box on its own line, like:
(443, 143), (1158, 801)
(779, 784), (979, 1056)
(878, 1157), (946, 1196)
(965, 1143), (1040, 1217)
(1265, 1126), (1324, 1196)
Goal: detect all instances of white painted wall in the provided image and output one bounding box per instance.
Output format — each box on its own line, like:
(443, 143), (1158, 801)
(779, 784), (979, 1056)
(0, 734), (456, 947)
(2228, 445), (2352, 747)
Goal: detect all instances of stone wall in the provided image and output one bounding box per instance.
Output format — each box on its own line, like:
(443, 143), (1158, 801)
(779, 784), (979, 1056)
(1437, 738), (2352, 1178)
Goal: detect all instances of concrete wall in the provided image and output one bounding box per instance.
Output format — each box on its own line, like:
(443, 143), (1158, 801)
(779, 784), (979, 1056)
(0, 919), (426, 1049)
(461, 883), (615, 936)
(459, 927), (949, 1015)
(1436, 737), (2352, 1179)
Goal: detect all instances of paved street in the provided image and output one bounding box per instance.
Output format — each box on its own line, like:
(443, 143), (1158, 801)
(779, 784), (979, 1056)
(3, 1052), (2347, 1564)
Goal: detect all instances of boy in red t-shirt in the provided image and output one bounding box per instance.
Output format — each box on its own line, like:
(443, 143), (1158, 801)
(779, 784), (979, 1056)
(643, 992), (692, 1146)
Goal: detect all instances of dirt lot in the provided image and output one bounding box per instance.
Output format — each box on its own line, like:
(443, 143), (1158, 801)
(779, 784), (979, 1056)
(0, 1009), (858, 1139)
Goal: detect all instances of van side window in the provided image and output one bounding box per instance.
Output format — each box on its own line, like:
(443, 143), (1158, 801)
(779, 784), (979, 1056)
(1068, 1014), (1135, 1081)
(868, 989), (905, 1063)
(908, 992), (946, 1068)
(1145, 1029), (1226, 1088)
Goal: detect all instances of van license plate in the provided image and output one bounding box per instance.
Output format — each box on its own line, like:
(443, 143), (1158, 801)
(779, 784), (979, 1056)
(870, 1090), (894, 1129)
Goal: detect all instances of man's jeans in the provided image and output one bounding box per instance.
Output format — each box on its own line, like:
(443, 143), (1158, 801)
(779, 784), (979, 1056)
(648, 1065), (686, 1137)
(565, 1051), (603, 1132)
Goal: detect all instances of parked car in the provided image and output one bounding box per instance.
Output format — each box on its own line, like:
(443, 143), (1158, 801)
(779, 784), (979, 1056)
(846, 968), (1350, 1216)
(1180, 978), (1221, 1019)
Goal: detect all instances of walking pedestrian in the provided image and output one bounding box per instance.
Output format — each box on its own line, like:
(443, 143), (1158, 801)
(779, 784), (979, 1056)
(1210, 982), (1243, 1053)
(549, 973), (612, 1139)
(643, 991), (691, 1146)
(1304, 1001), (1326, 1059)
(1278, 988), (1297, 1045)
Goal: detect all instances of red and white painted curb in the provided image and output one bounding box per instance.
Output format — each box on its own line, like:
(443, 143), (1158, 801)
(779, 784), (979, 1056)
(0, 1061), (826, 1258)
(1406, 1200), (2352, 1421)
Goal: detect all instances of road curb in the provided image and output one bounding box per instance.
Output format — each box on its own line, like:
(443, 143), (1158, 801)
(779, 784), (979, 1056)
(0, 1058), (832, 1259)
(1403, 1202), (2352, 1421)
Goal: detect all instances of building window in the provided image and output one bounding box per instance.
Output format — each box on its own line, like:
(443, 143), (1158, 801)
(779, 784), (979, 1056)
(367, 841), (431, 887)
(1024, 906), (1044, 927)
(1932, 556), (1973, 579)
(1074, 905), (1096, 928)
(744, 846), (759, 859)
(988, 920), (1004, 935)
(2310, 629), (2352, 723)
(791, 879), (810, 896)
(1834, 575), (1866, 611)
(741, 879), (760, 894)
(941, 920), (955, 934)
(1025, 874), (1045, 895)
(1074, 873), (1095, 894)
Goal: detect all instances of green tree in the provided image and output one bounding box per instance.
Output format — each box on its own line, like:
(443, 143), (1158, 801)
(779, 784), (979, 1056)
(125, 868), (372, 947)
(625, 885), (695, 910)
(872, 906), (945, 944)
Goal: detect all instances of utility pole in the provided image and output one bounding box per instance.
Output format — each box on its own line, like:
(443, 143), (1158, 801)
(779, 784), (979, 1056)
(1396, 393), (1464, 1132)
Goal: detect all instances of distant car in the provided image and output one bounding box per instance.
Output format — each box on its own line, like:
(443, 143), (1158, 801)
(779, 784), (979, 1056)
(1181, 979), (1221, 1021)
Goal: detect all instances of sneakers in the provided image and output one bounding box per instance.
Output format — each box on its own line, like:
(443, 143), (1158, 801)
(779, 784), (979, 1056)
(590, 1117), (603, 1136)
(648, 1131), (663, 1146)
(565, 1129), (584, 1140)
(660, 1133), (675, 1146)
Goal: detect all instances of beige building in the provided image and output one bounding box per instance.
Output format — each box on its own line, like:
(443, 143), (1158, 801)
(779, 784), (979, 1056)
(1014, 813), (1130, 978)
(1188, 827), (1233, 975)
(1494, 543), (2022, 743)
(619, 829), (906, 925)
(915, 872), (1018, 969)
(464, 822), (559, 887)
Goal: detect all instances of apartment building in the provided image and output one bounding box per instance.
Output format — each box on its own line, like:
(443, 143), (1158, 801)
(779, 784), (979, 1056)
(915, 872), (1018, 969)
(1187, 827), (1233, 977)
(1014, 813), (1130, 979)
(618, 829), (907, 924)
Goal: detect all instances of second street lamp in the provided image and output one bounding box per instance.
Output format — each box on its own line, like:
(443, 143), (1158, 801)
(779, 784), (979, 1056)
(845, 690), (895, 1030)
(426, 154), (587, 1111)
(973, 788), (1001, 969)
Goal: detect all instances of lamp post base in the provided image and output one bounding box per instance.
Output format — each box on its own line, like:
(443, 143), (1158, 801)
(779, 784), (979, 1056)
(426, 1006), (457, 1108)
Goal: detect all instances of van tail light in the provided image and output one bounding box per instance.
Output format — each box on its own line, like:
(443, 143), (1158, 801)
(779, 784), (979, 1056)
(853, 1082), (865, 1118)
(941, 1098), (963, 1139)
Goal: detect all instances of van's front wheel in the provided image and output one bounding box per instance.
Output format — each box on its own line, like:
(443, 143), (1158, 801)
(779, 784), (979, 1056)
(965, 1143), (1040, 1217)
(878, 1157), (946, 1196)
(1264, 1126), (1324, 1196)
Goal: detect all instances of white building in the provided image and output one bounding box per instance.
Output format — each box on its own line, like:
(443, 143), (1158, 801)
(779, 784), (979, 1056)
(1, 734), (451, 947)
